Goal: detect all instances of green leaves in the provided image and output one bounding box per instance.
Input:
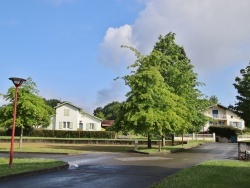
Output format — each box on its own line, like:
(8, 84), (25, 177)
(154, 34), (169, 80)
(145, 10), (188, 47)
(0, 77), (55, 130)
(232, 63), (250, 127)
(114, 32), (209, 137)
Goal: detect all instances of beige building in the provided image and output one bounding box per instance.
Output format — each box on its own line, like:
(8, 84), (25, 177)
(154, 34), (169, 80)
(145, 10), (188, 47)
(47, 102), (102, 131)
(203, 104), (245, 131)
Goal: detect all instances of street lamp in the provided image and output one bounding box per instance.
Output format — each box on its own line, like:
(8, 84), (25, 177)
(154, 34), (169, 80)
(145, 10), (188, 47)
(9, 77), (26, 168)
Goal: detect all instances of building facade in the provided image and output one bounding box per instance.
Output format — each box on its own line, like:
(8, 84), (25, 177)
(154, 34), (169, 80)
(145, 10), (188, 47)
(47, 102), (102, 131)
(203, 104), (245, 131)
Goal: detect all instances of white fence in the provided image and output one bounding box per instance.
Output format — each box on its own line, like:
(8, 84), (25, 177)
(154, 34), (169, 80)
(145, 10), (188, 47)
(174, 133), (216, 141)
(238, 135), (250, 141)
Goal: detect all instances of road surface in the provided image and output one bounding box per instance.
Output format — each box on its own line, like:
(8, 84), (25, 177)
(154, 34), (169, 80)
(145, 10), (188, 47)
(0, 143), (238, 188)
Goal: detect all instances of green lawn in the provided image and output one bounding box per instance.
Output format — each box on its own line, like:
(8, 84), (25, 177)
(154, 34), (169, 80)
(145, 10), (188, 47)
(153, 160), (250, 188)
(0, 157), (67, 177)
(0, 140), (207, 154)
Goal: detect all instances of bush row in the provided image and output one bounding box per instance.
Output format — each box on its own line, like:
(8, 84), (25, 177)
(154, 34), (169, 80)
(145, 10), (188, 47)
(208, 126), (241, 139)
(6, 128), (116, 139)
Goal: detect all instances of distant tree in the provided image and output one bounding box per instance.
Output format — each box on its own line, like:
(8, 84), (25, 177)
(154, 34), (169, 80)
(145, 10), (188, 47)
(44, 98), (62, 108)
(93, 101), (122, 120)
(93, 107), (105, 119)
(0, 77), (54, 148)
(209, 95), (219, 105)
(231, 63), (250, 127)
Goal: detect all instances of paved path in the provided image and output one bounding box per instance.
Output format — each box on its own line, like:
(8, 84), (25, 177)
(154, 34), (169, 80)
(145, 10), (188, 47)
(0, 143), (238, 188)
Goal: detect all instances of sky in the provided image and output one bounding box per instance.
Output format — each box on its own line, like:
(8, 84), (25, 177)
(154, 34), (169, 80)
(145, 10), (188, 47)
(1, 0), (250, 114)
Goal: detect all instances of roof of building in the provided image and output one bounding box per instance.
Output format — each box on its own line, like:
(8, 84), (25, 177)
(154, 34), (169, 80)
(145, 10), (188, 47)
(55, 102), (102, 121)
(101, 120), (114, 127)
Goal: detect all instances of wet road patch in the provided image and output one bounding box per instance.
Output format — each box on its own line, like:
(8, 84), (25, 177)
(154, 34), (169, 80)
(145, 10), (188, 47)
(114, 157), (172, 161)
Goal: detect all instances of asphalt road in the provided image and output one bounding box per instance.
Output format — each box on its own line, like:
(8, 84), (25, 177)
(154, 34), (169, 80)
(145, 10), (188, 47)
(0, 143), (238, 188)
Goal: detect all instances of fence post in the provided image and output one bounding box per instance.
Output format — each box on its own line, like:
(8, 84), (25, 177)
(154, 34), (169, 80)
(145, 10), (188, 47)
(135, 139), (138, 150)
(158, 141), (162, 152)
(192, 133), (195, 140)
(213, 133), (216, 142)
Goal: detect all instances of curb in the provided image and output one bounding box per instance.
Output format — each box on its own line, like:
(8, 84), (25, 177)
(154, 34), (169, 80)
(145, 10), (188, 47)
(0, 163), (69, 182)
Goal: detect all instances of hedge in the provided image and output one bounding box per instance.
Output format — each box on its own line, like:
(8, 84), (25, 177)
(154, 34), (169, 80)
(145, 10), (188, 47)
(208, 126), (241, 139)
(6, 129), (116, 139)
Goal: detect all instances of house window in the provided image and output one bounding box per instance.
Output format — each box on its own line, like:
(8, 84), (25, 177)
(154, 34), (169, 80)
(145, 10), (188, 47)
(86, 123), (96, 130)
(89, 123), (95, 130)
(61, 121), (73, 129)
(64, 109), (70, 116)
(79, 123), (83, 130)
(63, 122), (70, 128)
(212, 110), (218, 118)
(231, 116), (233, 118)
(209, 121), (213, 125)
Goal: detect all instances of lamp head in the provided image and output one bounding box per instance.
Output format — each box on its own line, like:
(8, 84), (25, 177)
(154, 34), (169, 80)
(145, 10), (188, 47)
(9, 77), (26, 87)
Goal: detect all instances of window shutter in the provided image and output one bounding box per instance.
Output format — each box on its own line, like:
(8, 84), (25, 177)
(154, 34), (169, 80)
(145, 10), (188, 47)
(86, 123), (90, 130)
(238, 122), (242, 128)
(230, 121), (233, 126)
(59, 122), (62, 129)
(94, 124), (97, 130)
(70, 122), (73, 129)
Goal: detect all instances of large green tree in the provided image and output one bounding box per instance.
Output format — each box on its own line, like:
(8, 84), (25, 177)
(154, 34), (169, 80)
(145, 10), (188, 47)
(231, 63), (250, 127)
(114, 33), (209, 147)
(119, 33), (209, 131)
(115, 51), (192, 148)
(152, 33), (209, 131)
(0, 77), (54, 147)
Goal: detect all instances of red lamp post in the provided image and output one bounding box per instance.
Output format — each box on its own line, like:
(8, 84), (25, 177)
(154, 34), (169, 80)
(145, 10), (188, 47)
(9, 77), (26, 168)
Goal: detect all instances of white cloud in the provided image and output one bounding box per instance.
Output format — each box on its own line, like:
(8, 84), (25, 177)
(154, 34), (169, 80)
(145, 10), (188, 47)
(98, 24), (136, 68)
(98, 0), (250, 106)
(99, 0), (250, 73)
(0, 96), (7, 106)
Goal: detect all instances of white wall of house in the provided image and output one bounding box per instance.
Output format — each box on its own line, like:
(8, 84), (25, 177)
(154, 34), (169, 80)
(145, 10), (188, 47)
(49, 102), (102, 131)
(203, 104), (245, 131)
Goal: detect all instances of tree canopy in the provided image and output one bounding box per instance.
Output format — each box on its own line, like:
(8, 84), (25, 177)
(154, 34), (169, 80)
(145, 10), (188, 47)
(115, 33), (209, 137)
(231, 63), (250, 127)
(115, 64), (191, 138)
(0, 77), (54, 130)
(93, 101), (122, 120)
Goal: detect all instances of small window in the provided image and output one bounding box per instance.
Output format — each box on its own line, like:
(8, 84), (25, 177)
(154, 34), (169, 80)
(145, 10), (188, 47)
(86, 123), (95, 130)
(209, 121), (213, 125)
(64, 109), (69, 116)
(231, 116), (233, 118)
(89, 123), (95, 130)
(62, 121), (73, 129)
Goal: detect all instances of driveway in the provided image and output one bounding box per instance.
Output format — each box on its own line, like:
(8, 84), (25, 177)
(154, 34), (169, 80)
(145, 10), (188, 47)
(0, 143), (238, 188)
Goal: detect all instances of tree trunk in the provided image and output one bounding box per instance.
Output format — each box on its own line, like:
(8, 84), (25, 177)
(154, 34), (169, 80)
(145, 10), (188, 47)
(19, 127), (23, 149)
(161, 135), (165, 147)
(171, 133), (174, 146)
(147, 134), (152, 148)
(182, 133), (184, 146)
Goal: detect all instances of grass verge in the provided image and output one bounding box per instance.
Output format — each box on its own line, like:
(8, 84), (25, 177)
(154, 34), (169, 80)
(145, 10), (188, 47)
(0, 140), (209, 154)
(153, 160), (250, 188)
(0, 143), (136, 154)
(137, 140), (207, 154)
(0, 157), (67, 178)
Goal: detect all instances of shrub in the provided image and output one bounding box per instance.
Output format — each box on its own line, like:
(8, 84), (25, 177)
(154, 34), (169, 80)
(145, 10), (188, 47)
(208, 126), (241, 139)
(26, 129), (116, 139)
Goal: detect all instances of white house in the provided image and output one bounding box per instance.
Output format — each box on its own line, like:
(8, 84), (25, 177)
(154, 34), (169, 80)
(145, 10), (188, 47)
(203, 104), (245, 131)
(47, 102), (102, 131)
